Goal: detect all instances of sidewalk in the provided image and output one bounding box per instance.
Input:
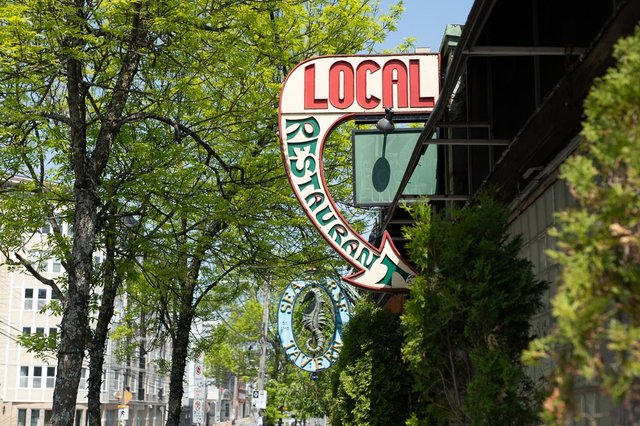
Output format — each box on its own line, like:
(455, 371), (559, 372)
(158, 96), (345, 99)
(210, 417), (257, 426)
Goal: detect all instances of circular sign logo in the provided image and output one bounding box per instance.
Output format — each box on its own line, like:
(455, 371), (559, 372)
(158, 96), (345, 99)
(277, 277), (351, 372)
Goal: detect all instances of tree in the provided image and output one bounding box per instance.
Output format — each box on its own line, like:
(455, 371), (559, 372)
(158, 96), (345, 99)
(524, 24), (640, 424)
(0, 1), (402, 424)
(329, 299), (415, 426)
(0, 0), (155, 423)
(401, 197), (546, 425)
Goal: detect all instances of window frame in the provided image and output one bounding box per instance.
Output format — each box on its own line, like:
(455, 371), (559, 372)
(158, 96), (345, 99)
(46, 366), (56, 388)
(24, 289), (33, 310)
(33, 366), (42, 388)
(19, 366), (29, 388)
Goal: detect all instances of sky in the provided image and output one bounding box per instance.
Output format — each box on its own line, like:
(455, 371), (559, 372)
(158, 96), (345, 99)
(375, 0), (475, 52)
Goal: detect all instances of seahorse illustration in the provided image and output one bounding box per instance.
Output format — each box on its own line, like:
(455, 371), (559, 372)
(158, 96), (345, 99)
(301, 288), (327, 354)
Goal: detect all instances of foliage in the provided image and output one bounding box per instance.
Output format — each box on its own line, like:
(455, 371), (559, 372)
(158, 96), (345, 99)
(17, 329), (58, 361)
(402, 196), (545, 425)
(329, 298), (414, 426)
(524, 24), (640, 424)
(205, 291), (263, 380)
(0, 0), (404, 423)
(264, 366), (332, 424)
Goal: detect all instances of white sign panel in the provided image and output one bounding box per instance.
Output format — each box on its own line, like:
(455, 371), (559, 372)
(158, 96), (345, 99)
(280, 54), (439, 115)
(118, 407), (129, 421)
(194, 352), (205, 383)
(192, 397), (204, 424)
(252, 389), (267, 409)
(193, 352), (205, 424)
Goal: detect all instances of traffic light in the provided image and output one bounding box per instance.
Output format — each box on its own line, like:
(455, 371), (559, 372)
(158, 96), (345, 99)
(122, 388), (132, 405)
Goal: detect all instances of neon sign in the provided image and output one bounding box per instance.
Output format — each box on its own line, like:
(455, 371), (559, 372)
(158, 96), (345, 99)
(279, 54), (440, 291)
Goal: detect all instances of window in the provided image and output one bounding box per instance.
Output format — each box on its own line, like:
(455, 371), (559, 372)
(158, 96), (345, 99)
(80, 368), (88, 390)
(37, 289), (47, 309)
(51, 290), (59, 301)
(33, 366), (42, 388)
(46, 367), (55, 388)
(49, 328), (58, 338)
(22, 327), (31, 335)
(44, 410), (52, 425)
(41, 222), (51, 234)
(19, 366), (29, 387)
(18, 409), (26, 426)
(52, 262), (61, 273)
(24, 289), (33, 310)
(114, 371), (121, 391)
(35, 327), (44, 336)
(31, 409), (40, 426)
(74, 410), (83, 426)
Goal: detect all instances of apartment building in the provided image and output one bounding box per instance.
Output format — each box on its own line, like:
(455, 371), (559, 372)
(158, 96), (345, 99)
(0, 212), (171, 426)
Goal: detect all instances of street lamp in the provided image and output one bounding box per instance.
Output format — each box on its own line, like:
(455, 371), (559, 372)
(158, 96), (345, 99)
(375, 108), (395, 134)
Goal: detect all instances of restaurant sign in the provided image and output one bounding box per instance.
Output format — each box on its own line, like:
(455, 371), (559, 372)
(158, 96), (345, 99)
(278, 54), (439, 291)
(277, 278), (351, 373)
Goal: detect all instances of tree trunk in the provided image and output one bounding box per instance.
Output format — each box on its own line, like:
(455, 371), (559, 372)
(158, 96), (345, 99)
(51, 285), (90, 425)
(87, 341), (106, 426)
(51, 183), (98, 425)
(87, 234), (120, 426)
(165, 308), (195, 426)
(50, 0), (142, 421)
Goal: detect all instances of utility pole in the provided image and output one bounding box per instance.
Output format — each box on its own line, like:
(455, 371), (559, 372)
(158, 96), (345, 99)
(254, 275), (271, 426)
(258, 282), (270, 390)
(232, 374), (239, 425)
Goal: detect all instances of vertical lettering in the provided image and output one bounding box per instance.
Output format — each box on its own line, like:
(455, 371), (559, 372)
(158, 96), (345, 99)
(328, 224), (348, 245)
(292, 280), (306, 293)
(305, 192), (325, 212)
(316, 205), (337, 226)
(282, 291), (294, 307)
(289, 155), (317, 178)
(356, 247), (380, 269)
(297, 173), (321, 192)
(279, 300), (292, 314)
(285, 117), (320, 140)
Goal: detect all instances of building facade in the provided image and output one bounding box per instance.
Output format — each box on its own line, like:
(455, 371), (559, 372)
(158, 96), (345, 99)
(0, 216), (171, 426)
(376, 0), (640, 423)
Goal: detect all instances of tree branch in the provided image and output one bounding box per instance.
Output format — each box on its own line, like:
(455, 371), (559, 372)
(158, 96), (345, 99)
(11, 252), (66, 302)
(122, 112), (237, 174)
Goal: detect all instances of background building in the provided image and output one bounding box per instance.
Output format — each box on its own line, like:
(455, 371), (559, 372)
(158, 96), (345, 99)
(0, 208), (171, 426)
